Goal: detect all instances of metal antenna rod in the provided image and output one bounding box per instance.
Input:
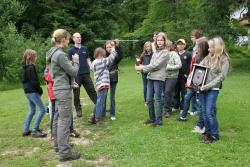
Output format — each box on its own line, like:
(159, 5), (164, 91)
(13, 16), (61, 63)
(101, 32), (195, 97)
(94, 39), (141, 42)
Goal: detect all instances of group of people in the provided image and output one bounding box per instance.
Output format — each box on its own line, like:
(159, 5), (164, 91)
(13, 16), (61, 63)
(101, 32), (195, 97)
(135, 29), (230, 145)
(21, 29), (122, 161)
(20, 28), (229, 162)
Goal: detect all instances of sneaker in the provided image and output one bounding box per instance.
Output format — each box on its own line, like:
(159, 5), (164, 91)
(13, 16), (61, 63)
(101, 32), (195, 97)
(110, 116), (116, 121)
(144, 119), (154, 125)
(70, 130), (80, 138)
(192, 126), (205, 134)
(172, 108), (179, 112)
(176, 116), (187, 121)
(189, 111), (198, 116)
(165, 112), (171, 118)
(22, 130), (31, 137)
(31, 129), (47, 138)
(59, 152), (81, 162)
(151, 122), (163, 127)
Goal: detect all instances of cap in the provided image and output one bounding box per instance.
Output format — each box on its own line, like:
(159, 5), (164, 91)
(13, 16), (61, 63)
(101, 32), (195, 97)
(176, 39), (186, 45)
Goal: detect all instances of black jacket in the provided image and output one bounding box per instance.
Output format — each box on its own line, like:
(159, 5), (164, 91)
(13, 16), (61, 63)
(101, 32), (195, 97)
(107, 46), (123, 82)
(22, 64), (43, 94)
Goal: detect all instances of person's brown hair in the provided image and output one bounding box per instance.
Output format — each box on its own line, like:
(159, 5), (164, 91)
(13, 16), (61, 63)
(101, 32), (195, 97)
(196, 37), (209, 60)
(154, 32), (168, 49)
(51, 29), (70, 45)
(143, 41), (152, 54)
(23, 49), (37, 65)
(94, 47), (106, 59)
(191, 29), (203, 39)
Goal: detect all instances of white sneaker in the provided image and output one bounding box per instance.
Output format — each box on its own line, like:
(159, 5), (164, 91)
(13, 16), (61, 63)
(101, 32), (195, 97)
(191, 126), (205, 133)
(172, 108), (179, 112)
(111, 117), (116, 121)
(189, 111), (198, 116)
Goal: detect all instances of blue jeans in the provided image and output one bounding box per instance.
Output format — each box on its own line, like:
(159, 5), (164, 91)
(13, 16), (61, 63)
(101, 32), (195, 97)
(96, 89), (108, 119)
(181, 88), (200, 118)
(141, 73), (148, 102)
(23, 93), (46, 132)
(147, 79), (164, 123)
(200, 90), (219, 138)
(110, 82), (117, 117)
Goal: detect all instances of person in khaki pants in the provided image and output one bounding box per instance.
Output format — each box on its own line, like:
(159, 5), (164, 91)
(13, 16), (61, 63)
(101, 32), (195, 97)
(46, 29), (80, 162)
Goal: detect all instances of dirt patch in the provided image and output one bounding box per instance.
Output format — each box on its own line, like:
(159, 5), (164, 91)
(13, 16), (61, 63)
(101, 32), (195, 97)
(83, 155), (112, 167)
(1, 150), (20, 156)
(70, 137), (92, 146)
(25, 147), (41, 156)
(56, 161), (72, 167)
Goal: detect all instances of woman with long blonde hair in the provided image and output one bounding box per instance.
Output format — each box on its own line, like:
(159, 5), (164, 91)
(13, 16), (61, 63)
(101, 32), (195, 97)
(199, 37), (230, 144)
(135, 32), (170, 126)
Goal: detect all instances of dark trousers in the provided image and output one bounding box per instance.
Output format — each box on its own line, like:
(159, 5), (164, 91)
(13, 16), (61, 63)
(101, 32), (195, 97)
(73, 73), (97, 112)
(163, 78), (178, 113)
(172, 75), (186, 110)
(141, 73), (148, 102)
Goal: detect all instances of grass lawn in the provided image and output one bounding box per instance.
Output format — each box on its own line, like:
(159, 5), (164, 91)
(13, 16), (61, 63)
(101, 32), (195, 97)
(0, 59), (250, 167)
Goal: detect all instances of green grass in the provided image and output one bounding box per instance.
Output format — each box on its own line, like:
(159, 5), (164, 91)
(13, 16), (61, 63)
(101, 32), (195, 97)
(0, 59), (250, 167)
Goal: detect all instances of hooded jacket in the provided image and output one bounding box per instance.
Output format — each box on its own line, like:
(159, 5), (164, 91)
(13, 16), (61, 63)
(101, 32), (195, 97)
(22, 63), (43, 94)
(46, 46), (79, 92)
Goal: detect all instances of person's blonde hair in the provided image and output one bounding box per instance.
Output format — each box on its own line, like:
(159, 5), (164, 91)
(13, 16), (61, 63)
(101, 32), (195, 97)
(94, 47), (106, 59)
(208, 37), (230, 71)
(51, 29), (70, 45)
(23, 49), (37, 65)
(154, 32), (168, 49)
(143, 41), (152, 54)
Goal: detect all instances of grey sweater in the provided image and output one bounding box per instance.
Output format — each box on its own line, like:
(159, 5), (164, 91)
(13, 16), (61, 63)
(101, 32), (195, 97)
(143, 48), (169, 81)
(200, 55), (229, 91)
(46, 47), (79, 92)
(166, 51), (182, 78)
(91, 49), (117, 90)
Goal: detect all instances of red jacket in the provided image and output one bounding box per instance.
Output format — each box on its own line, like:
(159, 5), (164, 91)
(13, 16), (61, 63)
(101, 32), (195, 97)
(44, 69), (55, 100)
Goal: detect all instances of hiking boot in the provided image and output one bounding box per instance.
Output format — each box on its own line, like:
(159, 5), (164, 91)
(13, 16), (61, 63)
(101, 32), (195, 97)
(70, 129), (80, 138)
(22, 130), (31, 137)
(59, 152), (81, 162)
(31, 129), (47, 138)
(144, 119), (154, 125)
(88, 115), (97, 124)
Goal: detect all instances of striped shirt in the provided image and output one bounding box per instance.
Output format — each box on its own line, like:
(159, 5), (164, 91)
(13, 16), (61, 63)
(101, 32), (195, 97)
(91, 49), (117, 90)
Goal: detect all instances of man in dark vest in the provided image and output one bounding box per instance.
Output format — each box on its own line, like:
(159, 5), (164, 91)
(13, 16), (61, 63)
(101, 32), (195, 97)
(68, 32), (97, 117)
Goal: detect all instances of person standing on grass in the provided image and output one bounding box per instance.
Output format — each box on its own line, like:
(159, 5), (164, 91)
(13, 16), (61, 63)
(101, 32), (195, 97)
(187, 29), (204, 116)
(68, 32), (97, 118)
(46, 29), (80, 161)
(139, 41), (153, 106)
(135, 32), (170, 126)
(22, 49), (47, 138)
(172, 39), (192, 112)
(90, 47), (117, 124)
(177, 37), (209, 134)
(103, 40), (123, 121)
(44, 65), (80, 139)
(163, 40), (182, 118)
(199, 37), (230, 144)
